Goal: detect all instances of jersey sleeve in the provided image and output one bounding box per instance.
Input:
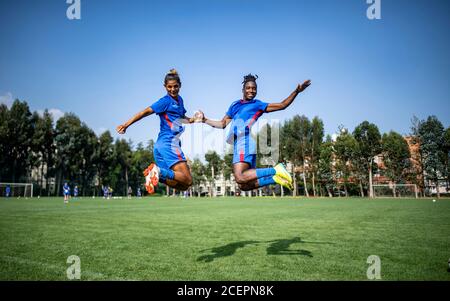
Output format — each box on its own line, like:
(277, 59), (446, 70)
(259, 100), (269, 112)
(150, 97), (171, 114)
(226, 102), (236, 118)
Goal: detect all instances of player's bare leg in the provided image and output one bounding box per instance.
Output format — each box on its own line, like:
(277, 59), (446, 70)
(233, 163), (259, 190)
(144, 161), (192, 193)
(233, 162), (293, 191)
(165, 162), (193, 191)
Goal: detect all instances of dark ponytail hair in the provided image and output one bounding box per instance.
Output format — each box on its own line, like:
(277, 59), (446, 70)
(164, 69), (181, 85)
(242, 73), (258, 88)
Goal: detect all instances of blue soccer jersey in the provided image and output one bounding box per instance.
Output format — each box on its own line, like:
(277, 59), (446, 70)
(63, 184), (70, 195)
(150, 94), (188, 170)
(225, 99), (268, 143)
(150, 94), (187, 140)
(225, 99), (269, 168)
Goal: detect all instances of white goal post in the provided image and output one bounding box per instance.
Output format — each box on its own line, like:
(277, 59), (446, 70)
(0, 183), (34, 198)
(373, 184), (418, 199)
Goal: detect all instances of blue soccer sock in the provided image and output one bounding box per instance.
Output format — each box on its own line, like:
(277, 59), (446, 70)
(256, 167), (276, 179)
(257, 176), (276, 188)
(158, 174), (167, 184)
(159, 168), (175, 181)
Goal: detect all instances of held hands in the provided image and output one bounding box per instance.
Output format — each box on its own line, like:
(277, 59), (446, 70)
(296, 80), (311, 93)
(116, 124), (127, 134)
(193, 110), (205, 123)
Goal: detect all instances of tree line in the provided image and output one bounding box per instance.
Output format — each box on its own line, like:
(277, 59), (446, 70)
(279, 115), (449, 198)
(0, 100), (153, 196)
(1, 99), (449, 197)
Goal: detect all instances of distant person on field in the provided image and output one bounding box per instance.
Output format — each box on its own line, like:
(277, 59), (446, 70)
(128, 186), (133, 199)
(137, 187), (142, 198)
(103, 185), (108, 199)
(63, 182), (70, 204)
(5, 185), (11, 198)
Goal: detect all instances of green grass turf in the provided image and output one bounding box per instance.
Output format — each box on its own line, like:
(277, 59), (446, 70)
(0, 196), (449, 281)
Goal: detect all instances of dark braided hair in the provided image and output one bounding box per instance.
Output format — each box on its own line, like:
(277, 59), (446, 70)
(242, 73), (258, 88)
(164, 69), (181, 85)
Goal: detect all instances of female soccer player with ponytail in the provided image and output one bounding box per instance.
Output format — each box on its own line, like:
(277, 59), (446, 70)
(117, 69), (201, 194)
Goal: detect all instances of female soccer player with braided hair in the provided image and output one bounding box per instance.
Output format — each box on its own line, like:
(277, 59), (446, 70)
(117, 69), (201, 194)
(198, 74), (311, 191)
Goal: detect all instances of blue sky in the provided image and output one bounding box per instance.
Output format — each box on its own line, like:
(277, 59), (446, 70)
(1, 0), (449, 156)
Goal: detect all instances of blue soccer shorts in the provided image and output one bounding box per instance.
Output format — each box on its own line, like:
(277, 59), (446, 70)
(232, 135), (257, 169)
(154, 138), (187, 170)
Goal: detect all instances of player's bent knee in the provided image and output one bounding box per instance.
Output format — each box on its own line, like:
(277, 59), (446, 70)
(185, 175), (193, 187)
(179, 176), (192, 188)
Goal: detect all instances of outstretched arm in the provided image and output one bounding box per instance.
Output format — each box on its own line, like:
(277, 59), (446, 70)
(180, 116), (194, 124)
(266, 80), (311, 113)
(117, 107), (154, 134)
(202, 113), (232, 129)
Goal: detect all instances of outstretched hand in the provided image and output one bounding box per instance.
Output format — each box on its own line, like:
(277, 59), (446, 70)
(296, 80), (311, 93)
(116, 124), (127, 134)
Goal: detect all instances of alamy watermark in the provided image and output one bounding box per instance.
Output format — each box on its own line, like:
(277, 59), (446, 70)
(66, 255), (81, 280)
(66, 0), (81, 20)
(366, 255), (381, 280)
(367, 0), (381, 20)
(175, 118), (280, 165)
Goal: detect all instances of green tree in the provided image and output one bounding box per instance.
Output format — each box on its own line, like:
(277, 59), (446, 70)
(54, 113), (92, 196)
(95, 131), (115, 194)
(77, 124), (98, 196)
(334, 129), (357, 196)
(222, 152), (234, 181)
(4, 100), (36, 183)
(309, 116), (324, 197)
(381, 131), (411, 196)
(0, 104), (10, 181)
(417, 116), (445, 198)
(282, 115), (311, 197)
(113, 139), (133, 195)
(353, 121), (382, 198)
(32, 110), (55, 196)
(443, 127), (450, 192)
(317, 135), (334, 197)
(191, 158), (206, 197)
(351, 143), (369, 197)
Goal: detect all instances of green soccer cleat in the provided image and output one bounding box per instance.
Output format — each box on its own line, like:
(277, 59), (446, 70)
(274, 163), (293, 184)
(273, 174), (293, 190)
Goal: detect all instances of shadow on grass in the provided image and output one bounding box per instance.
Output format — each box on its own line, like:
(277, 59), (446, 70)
(197, 241), (262, 263)
(197, 237), (333, 262)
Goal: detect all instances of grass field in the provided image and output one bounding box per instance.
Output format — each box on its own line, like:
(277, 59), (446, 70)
(0, 196), (449, 281)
